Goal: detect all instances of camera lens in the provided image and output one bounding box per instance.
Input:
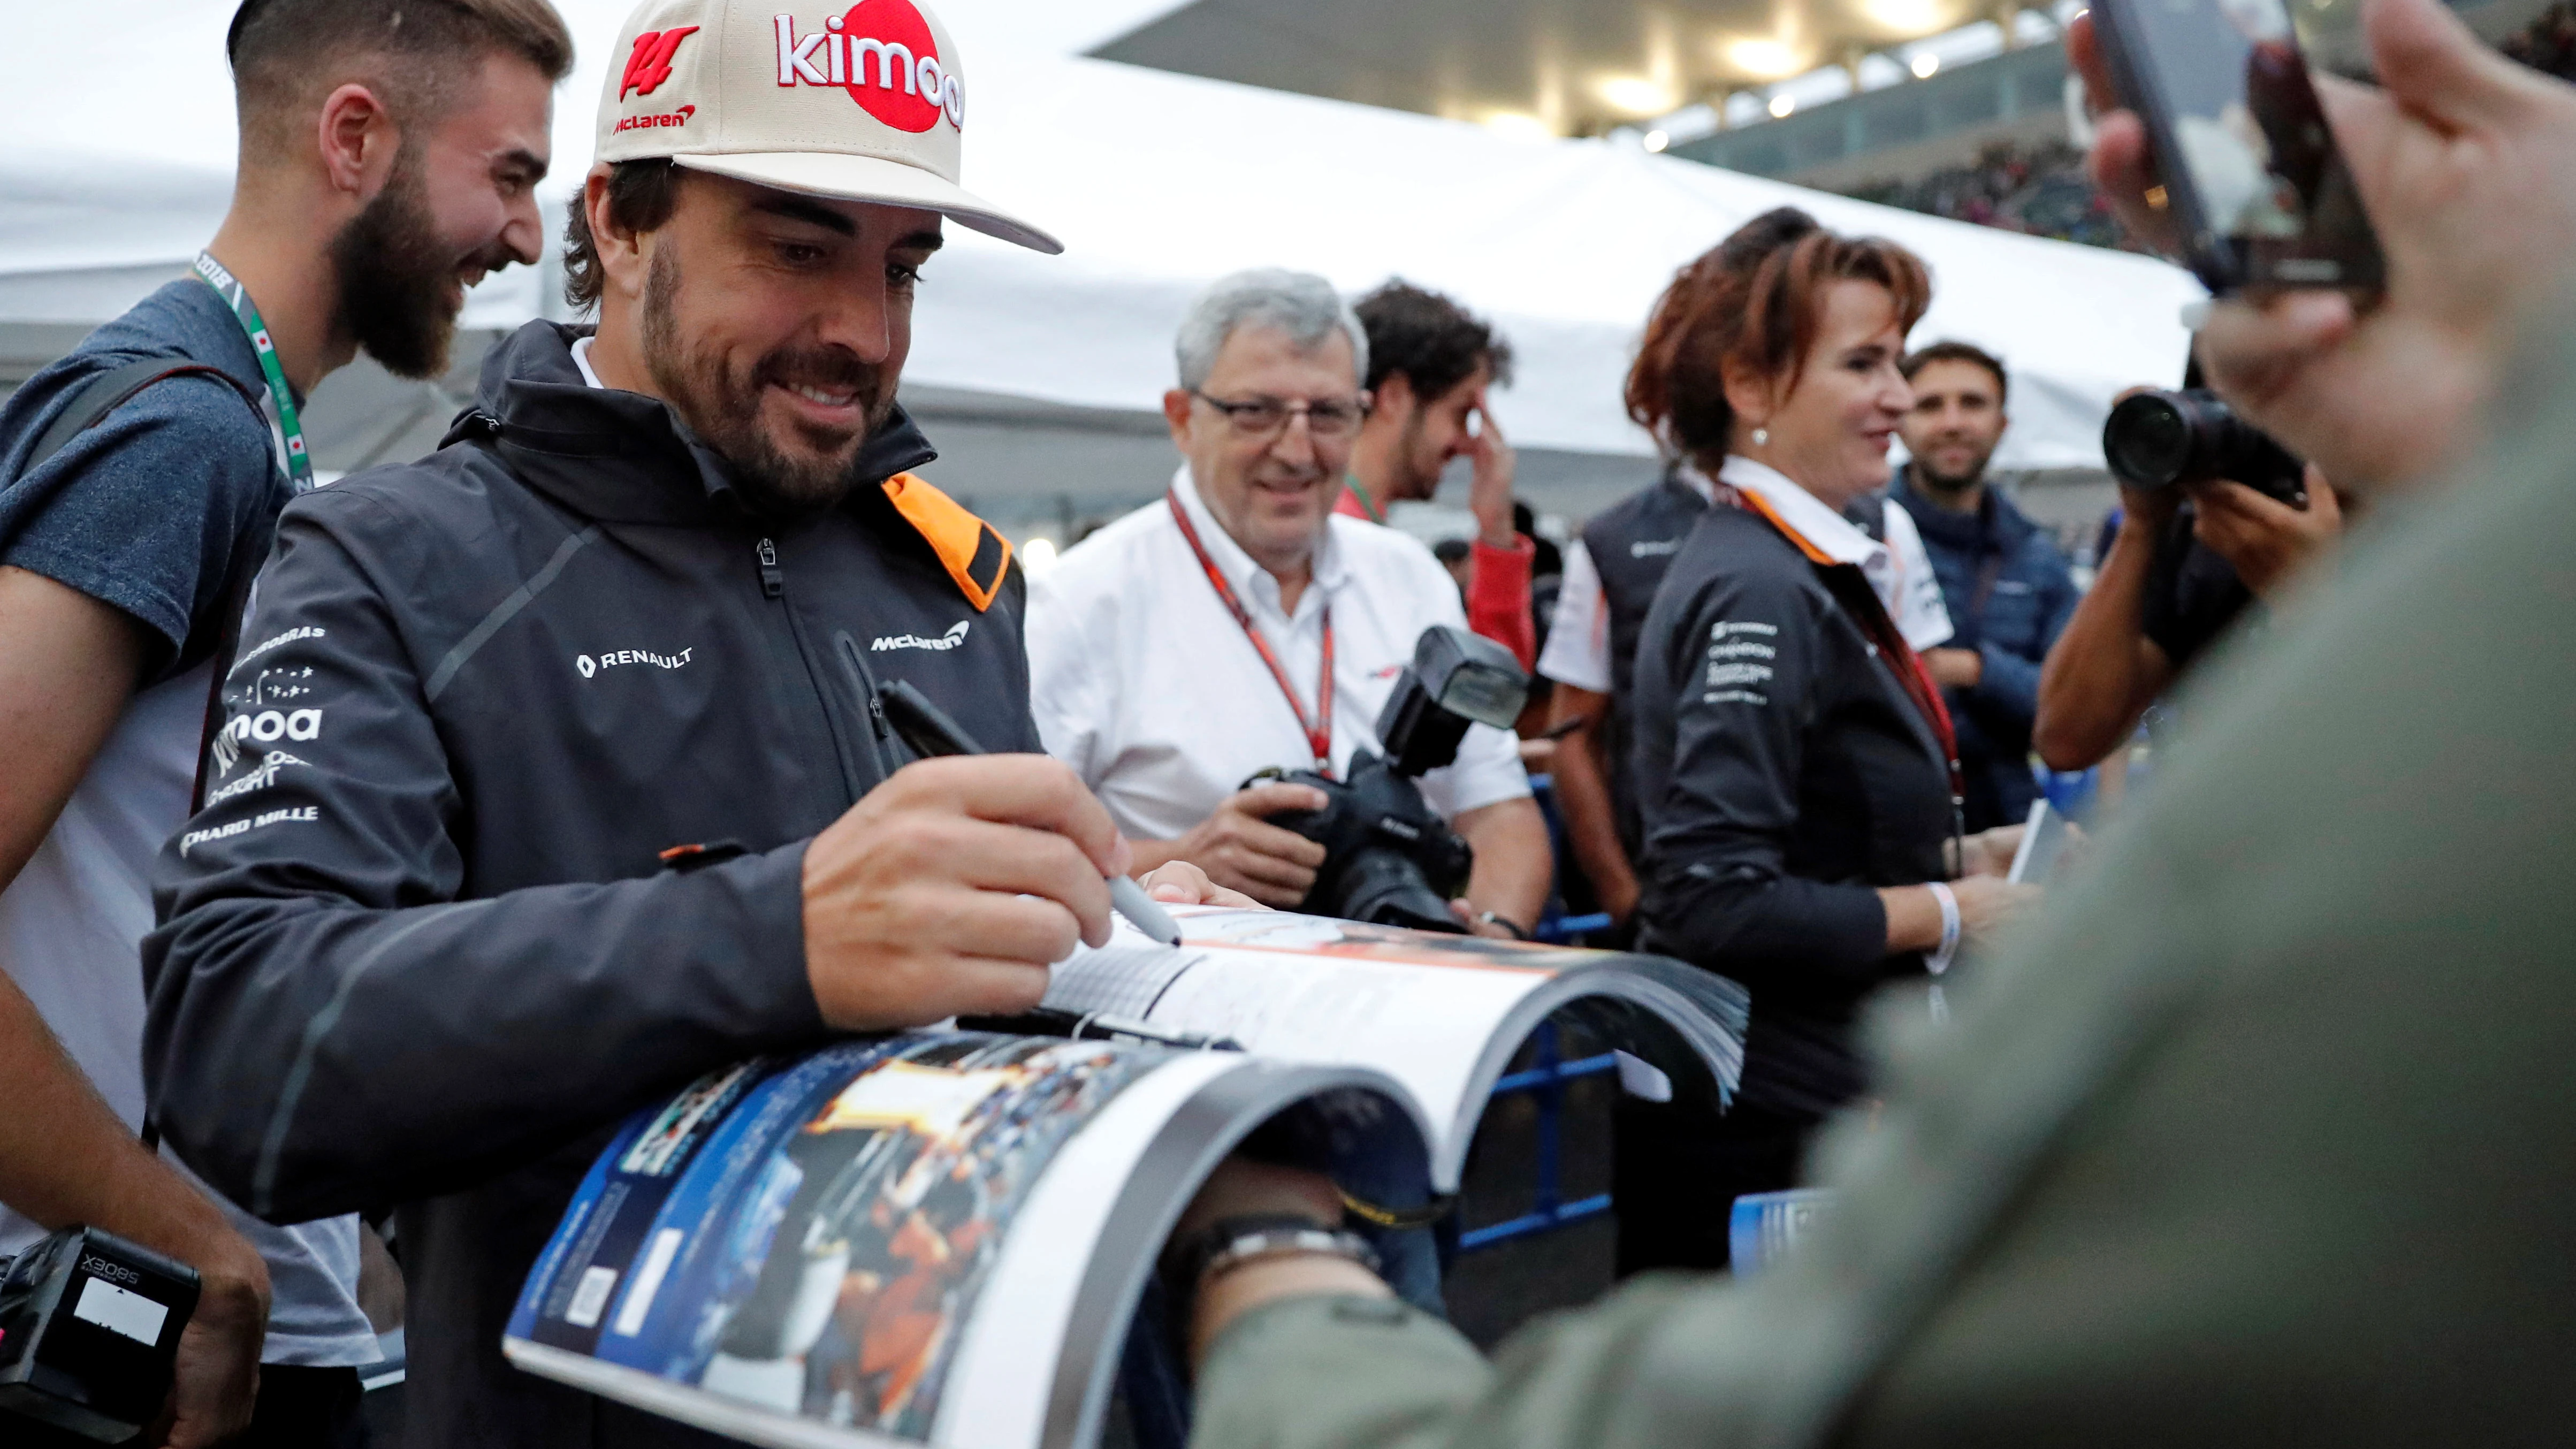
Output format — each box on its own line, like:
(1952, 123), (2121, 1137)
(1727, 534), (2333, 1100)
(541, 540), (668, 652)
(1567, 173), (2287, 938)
(2104, 393), (2193, 489)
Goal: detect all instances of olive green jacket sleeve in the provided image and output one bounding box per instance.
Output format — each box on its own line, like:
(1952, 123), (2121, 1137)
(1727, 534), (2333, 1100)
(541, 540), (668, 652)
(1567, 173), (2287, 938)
(1192, 314), (2576, 1449)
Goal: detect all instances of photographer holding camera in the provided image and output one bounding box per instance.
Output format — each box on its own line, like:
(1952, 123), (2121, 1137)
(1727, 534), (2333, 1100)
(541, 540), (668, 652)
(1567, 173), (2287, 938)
(1026, 269), (1552, 937)
(2032, 382), (2344, 771)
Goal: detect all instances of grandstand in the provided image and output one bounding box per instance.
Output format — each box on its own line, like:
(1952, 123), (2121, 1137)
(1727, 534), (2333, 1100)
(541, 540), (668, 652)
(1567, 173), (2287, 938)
(1665, 0), (2571, 249)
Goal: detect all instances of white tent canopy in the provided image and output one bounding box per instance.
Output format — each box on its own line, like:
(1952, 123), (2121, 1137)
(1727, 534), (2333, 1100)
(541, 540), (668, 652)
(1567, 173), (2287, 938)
(3, 0), (2201, 485)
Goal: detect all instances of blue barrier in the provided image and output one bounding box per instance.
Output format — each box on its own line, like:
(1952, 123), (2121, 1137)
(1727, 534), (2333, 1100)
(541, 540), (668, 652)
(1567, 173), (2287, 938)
(1536, 912), (1611, 943)
(1527, 773), (1614, 946)
(1457, 1022), (1617, 1252)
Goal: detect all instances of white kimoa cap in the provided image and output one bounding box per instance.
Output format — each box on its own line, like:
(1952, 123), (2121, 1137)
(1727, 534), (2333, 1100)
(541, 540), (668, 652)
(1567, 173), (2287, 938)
(595, 0), (1060, 253)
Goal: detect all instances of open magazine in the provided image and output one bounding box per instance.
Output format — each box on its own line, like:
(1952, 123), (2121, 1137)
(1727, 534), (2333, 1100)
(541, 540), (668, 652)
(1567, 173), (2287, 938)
(503, 907), (1748, 1449)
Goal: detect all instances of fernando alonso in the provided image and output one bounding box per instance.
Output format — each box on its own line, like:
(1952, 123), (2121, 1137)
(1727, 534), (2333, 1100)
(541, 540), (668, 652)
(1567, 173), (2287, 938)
(142, 2), (1240, 1444)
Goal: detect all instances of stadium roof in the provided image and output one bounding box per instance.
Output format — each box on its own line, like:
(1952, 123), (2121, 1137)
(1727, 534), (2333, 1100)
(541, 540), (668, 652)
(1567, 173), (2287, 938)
(1089, 0), (2046, 137)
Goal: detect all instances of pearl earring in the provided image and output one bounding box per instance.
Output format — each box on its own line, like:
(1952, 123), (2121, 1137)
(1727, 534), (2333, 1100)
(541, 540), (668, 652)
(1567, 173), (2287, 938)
(1751, 426), (1770, 447)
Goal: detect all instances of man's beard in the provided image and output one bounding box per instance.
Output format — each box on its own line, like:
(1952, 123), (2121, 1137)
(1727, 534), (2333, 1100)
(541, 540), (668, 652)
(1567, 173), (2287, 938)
(1390, 409), (1444, 502)
(329, 153), (511, 380)
(1913, 448), (1992, 497)
(638, 245), (896, 515)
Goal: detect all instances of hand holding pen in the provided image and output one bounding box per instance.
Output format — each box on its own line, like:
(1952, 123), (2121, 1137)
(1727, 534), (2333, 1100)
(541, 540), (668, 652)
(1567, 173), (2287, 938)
(873, 678), (1186, 945)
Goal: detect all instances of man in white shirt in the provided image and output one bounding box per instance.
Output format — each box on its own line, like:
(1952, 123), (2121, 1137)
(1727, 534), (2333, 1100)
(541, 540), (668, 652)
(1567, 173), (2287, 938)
(1028, 269), (1553, 936)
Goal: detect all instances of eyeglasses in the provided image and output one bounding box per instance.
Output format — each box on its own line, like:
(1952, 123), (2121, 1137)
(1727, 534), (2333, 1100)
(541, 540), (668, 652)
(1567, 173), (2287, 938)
(1191, 389), (1369, 440)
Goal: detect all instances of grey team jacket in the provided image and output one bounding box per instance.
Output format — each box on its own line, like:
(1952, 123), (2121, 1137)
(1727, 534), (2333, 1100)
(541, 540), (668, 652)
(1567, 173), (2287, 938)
(141, 321), (1035, 1448)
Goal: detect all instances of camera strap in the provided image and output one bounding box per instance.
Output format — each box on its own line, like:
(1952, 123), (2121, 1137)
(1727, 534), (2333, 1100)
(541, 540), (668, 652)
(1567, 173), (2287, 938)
(1167, 490), (1335, 773)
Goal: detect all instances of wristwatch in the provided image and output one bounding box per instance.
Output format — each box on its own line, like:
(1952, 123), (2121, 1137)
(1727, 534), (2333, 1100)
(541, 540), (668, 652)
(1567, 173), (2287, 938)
(1474, 910), (1531, 940)
(1162, 1213), (1381, 1306)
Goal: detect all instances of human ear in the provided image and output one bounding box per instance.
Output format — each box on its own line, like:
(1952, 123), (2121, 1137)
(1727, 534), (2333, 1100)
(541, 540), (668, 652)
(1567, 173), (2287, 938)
(1163, 388), (1196, 450)
(315, 83), (398, 198)
(585, 167), (655, 307)
(1719, 357), (1775, 431)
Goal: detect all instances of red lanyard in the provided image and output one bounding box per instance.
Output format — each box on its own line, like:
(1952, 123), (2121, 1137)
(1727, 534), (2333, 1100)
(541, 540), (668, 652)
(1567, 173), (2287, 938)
(1167, 491), (1335, 773)
(1721, 484), (1963, 798)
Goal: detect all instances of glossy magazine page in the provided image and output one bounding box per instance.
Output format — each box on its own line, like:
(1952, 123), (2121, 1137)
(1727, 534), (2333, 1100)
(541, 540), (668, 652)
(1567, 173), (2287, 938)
(1043, 909), (1748, 1185)
(504, 1034), (1178, 1446)
(503, 1033), (1421, 1449)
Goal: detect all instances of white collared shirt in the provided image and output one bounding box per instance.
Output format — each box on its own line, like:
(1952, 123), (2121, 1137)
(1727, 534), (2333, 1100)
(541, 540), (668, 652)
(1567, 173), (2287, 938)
(1537, 459), (1952, 691)
(1713, 456), (1953, 651)
(1027, 465), (1532, 841)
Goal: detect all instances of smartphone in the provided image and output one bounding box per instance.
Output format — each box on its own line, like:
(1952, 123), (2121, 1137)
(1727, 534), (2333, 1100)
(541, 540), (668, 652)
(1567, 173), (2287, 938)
(2007, 799), (2075, 885)
(2092, 0), (2384, 295)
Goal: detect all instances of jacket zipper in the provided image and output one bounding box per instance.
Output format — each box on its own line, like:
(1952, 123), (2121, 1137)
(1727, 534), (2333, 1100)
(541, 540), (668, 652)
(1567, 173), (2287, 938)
(756, 535), (870, 807)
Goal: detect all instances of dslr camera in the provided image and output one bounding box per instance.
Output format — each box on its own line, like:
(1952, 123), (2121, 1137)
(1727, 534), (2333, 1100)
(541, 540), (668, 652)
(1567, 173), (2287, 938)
(1256, 626), (1529, 934)
(2102, 388), (2308, 505)
(0, 1225), (200, 1442)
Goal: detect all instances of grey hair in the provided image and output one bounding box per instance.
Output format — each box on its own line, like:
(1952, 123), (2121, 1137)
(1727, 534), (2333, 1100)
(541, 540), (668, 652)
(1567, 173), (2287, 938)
(1174, 269), (1369, 391)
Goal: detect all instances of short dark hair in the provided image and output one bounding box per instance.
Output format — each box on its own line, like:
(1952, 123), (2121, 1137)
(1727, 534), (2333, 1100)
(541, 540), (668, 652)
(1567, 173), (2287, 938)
(560, 161), (685, 312)
(1901, 340), (2009, 403)
(227, 0), (574, 157)
(1353, 280), (1515, 403)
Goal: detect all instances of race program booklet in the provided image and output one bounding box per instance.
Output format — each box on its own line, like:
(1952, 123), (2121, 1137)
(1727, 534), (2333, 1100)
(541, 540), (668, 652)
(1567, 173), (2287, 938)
(504, 909), (1748, 1449)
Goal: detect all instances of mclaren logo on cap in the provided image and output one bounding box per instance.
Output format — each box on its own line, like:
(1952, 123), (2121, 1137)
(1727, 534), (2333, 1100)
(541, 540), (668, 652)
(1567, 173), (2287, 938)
(774, 3), (964, 133)
(621, 26), (698, 98)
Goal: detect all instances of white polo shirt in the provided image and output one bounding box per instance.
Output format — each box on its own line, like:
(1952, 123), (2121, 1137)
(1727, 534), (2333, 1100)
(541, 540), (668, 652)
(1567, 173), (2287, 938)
(1027, 466), (1532, 842)
(1537, 456), (1954, 692)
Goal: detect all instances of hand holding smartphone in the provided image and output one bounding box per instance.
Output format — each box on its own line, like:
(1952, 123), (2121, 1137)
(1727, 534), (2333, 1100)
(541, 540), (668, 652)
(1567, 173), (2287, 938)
(2090, 0), (2385, 295)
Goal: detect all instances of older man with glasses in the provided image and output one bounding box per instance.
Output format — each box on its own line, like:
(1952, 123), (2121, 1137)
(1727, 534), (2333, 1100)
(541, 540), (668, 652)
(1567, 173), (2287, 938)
(1026, 269), (1552, 935)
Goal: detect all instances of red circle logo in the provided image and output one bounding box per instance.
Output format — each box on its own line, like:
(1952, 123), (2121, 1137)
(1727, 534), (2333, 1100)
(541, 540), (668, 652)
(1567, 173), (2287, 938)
(837, 0), (947, 134)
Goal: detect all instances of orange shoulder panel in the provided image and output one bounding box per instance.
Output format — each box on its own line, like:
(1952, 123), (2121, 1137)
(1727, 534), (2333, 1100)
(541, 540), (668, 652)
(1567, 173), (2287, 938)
(880, 472), (1014, 612)
(1731, 487), (1841, 567)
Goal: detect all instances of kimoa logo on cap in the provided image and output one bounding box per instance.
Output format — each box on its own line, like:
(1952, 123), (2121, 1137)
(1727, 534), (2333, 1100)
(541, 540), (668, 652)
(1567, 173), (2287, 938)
(774, 2), (964, 134)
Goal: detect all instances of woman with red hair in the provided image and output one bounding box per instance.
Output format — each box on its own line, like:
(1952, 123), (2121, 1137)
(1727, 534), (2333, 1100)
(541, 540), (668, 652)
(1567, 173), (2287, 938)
(1618, 209), (2040, 1269)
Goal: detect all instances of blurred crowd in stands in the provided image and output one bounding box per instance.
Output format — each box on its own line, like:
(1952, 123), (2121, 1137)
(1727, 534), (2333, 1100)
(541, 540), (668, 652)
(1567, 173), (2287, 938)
(1846, 5), (2574, 250)
(1841, 139), (2136, 251)
(2503, 0), (2576, 78)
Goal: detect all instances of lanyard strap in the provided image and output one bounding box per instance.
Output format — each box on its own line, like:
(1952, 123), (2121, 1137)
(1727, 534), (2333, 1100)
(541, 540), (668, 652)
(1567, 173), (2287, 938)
(1340, 475), (1386, 524)
(1166, 490), (1335, 773)
(193, 251), (314, 493)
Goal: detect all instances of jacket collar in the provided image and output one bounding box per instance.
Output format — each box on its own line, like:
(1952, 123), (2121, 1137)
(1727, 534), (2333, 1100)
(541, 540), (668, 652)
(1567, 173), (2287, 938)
(1704, 455), (1890, 571)
(1891, 466), (2033, 554)
(1665, 460), (1716, 508)
(449, 321), (938, 528)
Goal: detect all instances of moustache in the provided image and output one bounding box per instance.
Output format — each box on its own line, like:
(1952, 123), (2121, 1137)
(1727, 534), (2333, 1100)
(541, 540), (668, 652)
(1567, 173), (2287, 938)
(755, 348), (885, 405)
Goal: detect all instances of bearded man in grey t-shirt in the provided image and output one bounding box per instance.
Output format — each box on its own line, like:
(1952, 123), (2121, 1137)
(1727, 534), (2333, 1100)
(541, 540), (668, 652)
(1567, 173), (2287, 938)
(0, 3), (568, 1443)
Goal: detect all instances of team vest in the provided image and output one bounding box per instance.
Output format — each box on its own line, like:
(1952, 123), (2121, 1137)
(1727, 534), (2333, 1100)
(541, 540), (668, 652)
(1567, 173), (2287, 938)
(1580, 469), (1710, 858)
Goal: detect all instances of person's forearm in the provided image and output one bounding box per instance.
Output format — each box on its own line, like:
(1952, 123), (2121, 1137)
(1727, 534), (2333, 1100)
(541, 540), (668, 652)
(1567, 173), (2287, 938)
(2034, 519), (2168, 769)
(0, 566), (146, 895)
(1465, 538), (1536, 671)
(1125, 836), (1194, 878)
(0, 977), (260, 1283)
(1652, 857), (1889, 987)
(1879, 884), (1943, 954)
(1542, 692), (1637, 920)
(145, 846), (828, 1223)
(1190, 1253), (1391, 1366)
(1458, 797), (1551, 932)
